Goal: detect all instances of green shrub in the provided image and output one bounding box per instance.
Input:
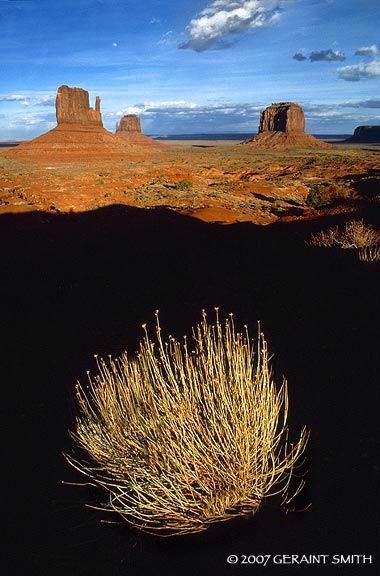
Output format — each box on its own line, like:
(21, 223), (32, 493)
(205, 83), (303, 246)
(306, 181), (353, 209)
(66, 311), (308, 536)
(174, 179), (192, 191)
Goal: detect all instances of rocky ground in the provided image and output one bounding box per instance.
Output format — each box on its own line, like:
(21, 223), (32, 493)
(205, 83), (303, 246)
(0, 139), (379, 224)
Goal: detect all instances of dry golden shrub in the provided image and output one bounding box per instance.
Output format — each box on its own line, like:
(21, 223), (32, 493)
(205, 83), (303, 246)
(66, 310), (308, 536)
(309, 219), (380, 250)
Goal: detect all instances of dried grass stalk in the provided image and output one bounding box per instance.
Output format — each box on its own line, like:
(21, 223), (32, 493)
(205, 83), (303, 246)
(66, 310), (308, 536)
(359, 244), (380, 262)
(309, 219), (380, 250)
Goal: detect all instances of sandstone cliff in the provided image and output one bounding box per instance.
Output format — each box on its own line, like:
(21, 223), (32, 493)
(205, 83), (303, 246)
(56, 85), (103, 127)
(116, 114), (142, 134)
(245, 102), (331, 150)
(115, 114), (159, 146)
(259, 102), (305, 133)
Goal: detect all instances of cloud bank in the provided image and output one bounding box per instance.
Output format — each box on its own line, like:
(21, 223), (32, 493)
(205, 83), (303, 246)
(108, 100), (265, 133)
(341, 99), (380, 109)
(0, 94), (30, 103)
(337, 59), (380, 81)
(180, 0), (284, 52)
(101, 98), (380, 136)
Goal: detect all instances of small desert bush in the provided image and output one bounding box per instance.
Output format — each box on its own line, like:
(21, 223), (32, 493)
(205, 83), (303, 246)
(309, 219), (380, 250)
(305, 181), (354, 209)
(66, 310), (308, 536)
(174, 178), (192, 191)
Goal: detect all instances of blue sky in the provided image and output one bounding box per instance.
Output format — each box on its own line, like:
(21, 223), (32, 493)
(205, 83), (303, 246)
(0, 0), (379, 138)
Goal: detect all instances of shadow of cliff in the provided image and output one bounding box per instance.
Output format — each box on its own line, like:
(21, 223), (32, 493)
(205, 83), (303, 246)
(1, 205), (379, 575)
(341, 169), (380, 199)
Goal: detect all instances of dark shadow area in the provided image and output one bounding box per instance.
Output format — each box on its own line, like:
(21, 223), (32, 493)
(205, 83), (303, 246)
(191, 144), (216, 148)
(342, 170), (380, 199)
(2, 204), (379, 575)
(0, 141), (25, 148)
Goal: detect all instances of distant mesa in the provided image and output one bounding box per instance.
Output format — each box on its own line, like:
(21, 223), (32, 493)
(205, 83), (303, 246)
(115, 114), (159, 146)
(244, 102), (331, 150)
(345, 125), (380, 144)
(2, 85), (160, 161)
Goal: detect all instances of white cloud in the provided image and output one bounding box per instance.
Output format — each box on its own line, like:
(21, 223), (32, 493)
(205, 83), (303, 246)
(355, 45), (379, 58)
(337, 59), (380, 81)
(180, 0), (285, 52)
(0, 94), (30, 103)
(4, 111), (56, 130)
(118, 101), (200, 116)
(36, 96), (55, 106)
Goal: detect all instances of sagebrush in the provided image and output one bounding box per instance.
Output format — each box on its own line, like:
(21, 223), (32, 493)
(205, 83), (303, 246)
(66, 310), (308, 535)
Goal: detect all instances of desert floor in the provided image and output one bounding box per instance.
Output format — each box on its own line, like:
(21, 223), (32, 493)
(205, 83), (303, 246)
(2, 140), (379, 575)
(1, 139), (379, 223)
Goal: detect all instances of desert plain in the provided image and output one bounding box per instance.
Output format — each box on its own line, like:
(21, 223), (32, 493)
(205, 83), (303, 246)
(1, 138), (379, 224)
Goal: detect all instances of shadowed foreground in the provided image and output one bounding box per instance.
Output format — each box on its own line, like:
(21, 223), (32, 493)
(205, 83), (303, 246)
(2, 205), (379, 575)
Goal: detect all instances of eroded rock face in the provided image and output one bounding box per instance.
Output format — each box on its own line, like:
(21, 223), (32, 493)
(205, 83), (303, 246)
(115, 114), (159, 146)
(116, 115), (142, 134)
(56, 85), (103, 127)
(244, 101), (331, 149)
(346, 126), (380, 143)
(259, 102), (305, 134)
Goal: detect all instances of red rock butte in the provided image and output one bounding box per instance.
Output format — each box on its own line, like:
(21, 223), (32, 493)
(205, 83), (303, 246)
(56, 85), (103, 127)
(115, 114), (159, 146)
(245, 102), (331, 150)
(2, 85), (160, 162)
